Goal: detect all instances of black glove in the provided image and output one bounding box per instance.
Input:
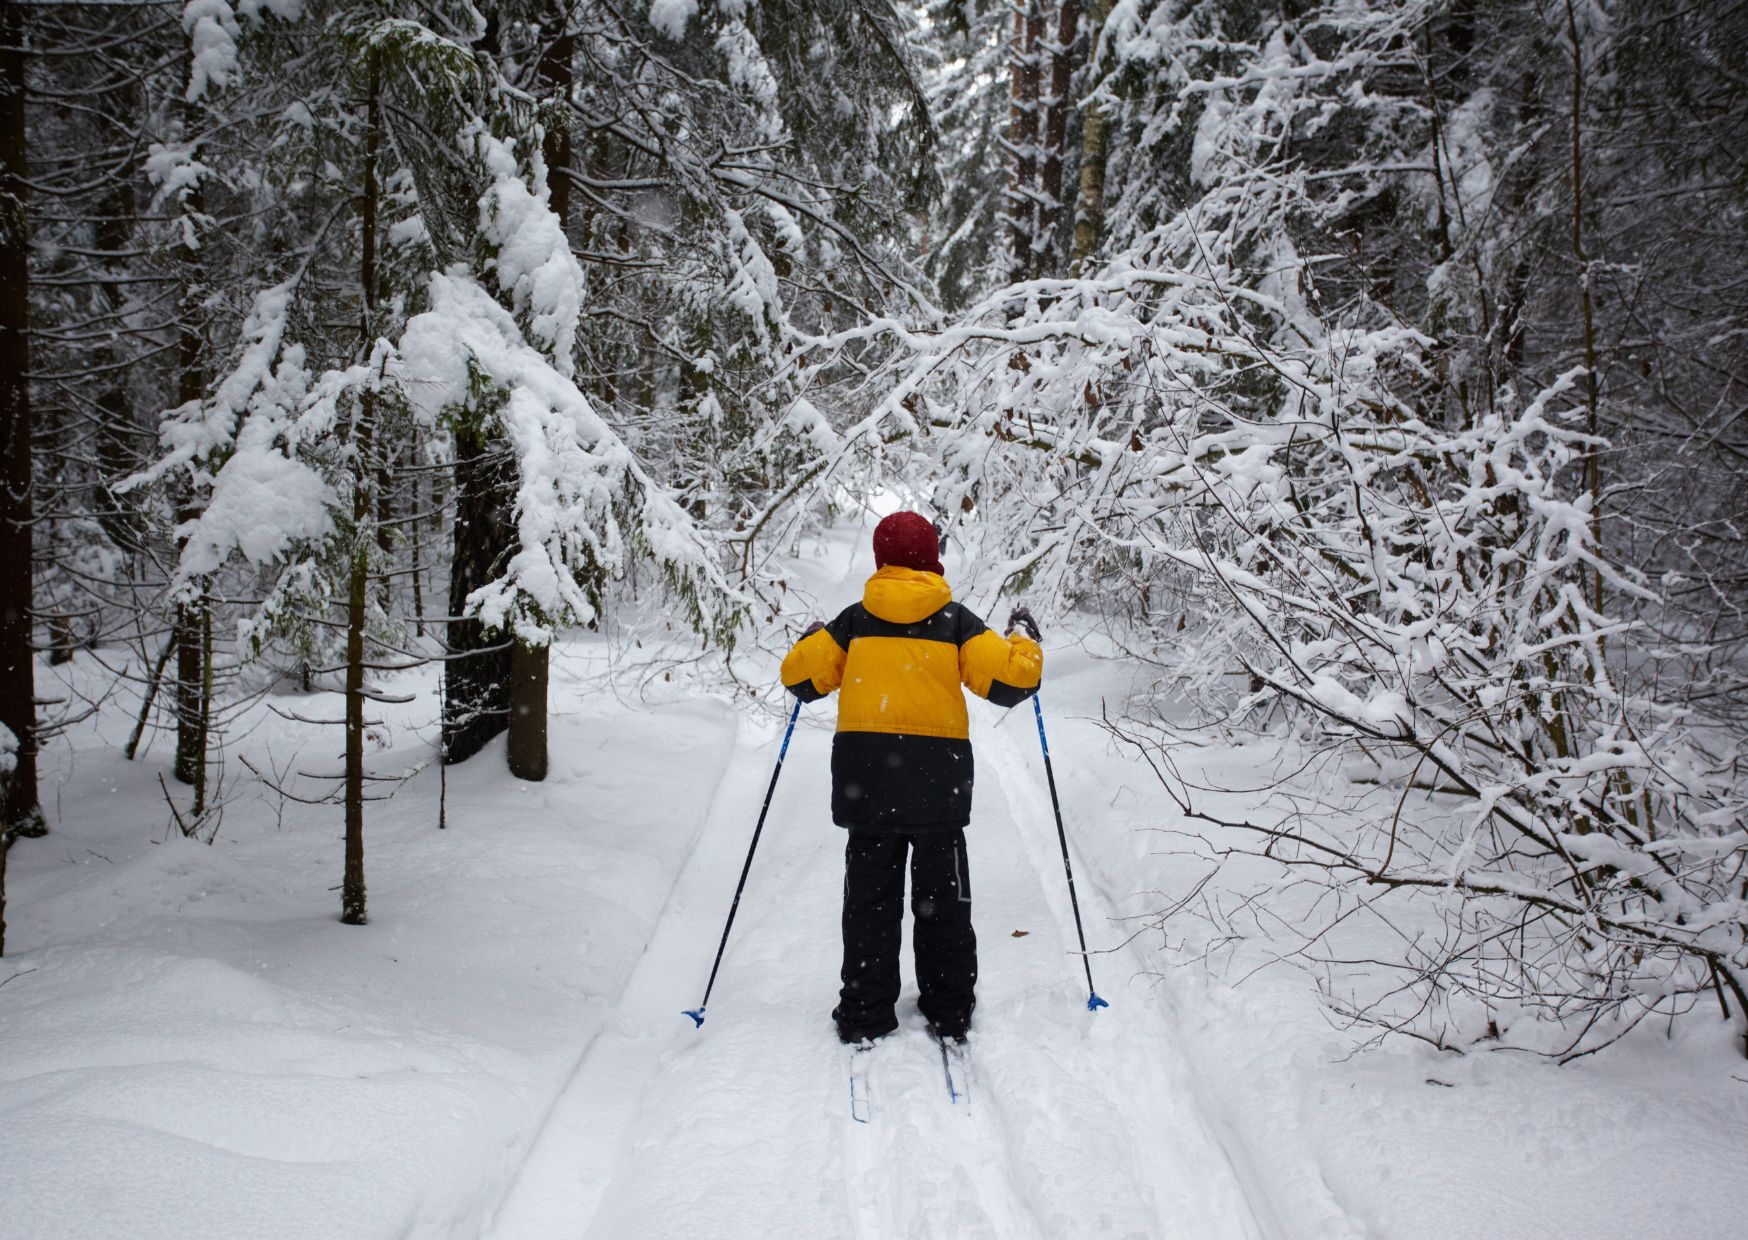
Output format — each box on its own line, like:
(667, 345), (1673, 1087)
(801, 620), (825, 638)
(1007, 605), (1041, 642)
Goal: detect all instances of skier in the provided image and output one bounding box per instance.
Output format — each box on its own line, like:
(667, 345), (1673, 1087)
(781, 511), (1043, 1045)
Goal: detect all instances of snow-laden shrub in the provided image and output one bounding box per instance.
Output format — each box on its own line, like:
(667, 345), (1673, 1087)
(762, 0), (1748, 1058)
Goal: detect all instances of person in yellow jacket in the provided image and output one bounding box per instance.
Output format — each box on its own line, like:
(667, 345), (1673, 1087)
(780, 511), (1043, 1044)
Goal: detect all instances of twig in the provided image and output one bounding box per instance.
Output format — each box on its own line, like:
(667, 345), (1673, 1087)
(0, 968), (38, 991)
(158, 773), (191, 838)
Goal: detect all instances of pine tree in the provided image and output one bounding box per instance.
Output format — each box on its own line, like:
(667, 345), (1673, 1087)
(500, 0), (580, 786)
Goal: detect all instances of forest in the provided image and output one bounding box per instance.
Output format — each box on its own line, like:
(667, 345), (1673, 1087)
(6, 2), (1748, 1235)
(3, 0), (1747, 1102)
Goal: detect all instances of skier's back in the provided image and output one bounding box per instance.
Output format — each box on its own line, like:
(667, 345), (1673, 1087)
(781, 511), (1042, 1043)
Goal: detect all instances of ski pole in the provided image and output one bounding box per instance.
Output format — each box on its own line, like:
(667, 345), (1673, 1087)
(1032, 695), (1108, 1011)
(683, 697), (802, 1028)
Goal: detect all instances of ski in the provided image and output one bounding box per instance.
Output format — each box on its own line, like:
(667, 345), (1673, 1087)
(847, 1043), (874, 1123)
(930, 1031), (971, 1108)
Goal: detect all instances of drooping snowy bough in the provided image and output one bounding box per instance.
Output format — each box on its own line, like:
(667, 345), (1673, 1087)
(777, 274), (1748, 1059)
(399, 268), (742, 649)
(133, 111), (746, 670)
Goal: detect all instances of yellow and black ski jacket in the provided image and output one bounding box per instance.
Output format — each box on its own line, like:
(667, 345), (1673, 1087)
(780, 566), (1043, 832)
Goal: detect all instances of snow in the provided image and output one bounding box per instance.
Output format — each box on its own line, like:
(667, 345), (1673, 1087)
(397, 268), (741, 642)
(5, 526), (1748, 1239)
(646, 0), (697, 41)
(1304, 675), (1411, 735)
(5, 642), (740, 1240)
(119, 279), (304, 492)
(476, 134), (584, 378)
(765, 201), (805, 254)
(173, 425), (334, 578)
(720, 208), (782, 343)
(182, 1), (241, 102)
(716, 20), (784, 143)
(145, 142), (214, 210)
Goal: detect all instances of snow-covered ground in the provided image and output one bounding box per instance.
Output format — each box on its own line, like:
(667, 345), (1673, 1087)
(5, 527), (1747, 1239)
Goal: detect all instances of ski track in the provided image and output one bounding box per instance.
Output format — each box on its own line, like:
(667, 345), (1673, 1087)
(480, 681), (1304, 1240)
(980, 703), (1369, 1240)
(492, 525), (1279, 1240)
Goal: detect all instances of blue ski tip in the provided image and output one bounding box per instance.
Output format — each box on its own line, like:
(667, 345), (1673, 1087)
(1087, 993), (1109, 1011)
(682, 1009), (705, 1028)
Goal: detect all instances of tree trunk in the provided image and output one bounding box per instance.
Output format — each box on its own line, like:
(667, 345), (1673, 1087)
(342, 55), (383, 927)
(507, 639), (549, 782)
(443, 418), (514, 764)
(94, 73), (142, 558)
(342, 450), (369, 925)
(1037, 0), (1082, 277)
(588, 131), (622, 408)
(171, 154), (208, 788)
(1563, 0), (1603, 619)
(539, 14), (574, 225)
(125, 636), (175, 761)
(342, 422), (369, 924)
(1069, 0), (1113, 272)
(0, 0), (44, 845)
(192, 600), (212, 818)
(1005, 0), (1045, 286)
(502, 3), (574, 785)
(172, 594), (202, 784)
(376, 452), (394, 615)
(410, 462), (425, 638)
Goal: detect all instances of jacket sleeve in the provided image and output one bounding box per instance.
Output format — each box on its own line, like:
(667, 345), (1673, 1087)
(780, 625), (848, 702)
(958, 610), (1042, 708)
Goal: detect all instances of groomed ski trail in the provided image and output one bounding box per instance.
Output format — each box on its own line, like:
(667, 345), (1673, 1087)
(478, 523), (1283, 1240)
(979, 703), (1365, 1240)
(485, 702), (1294, 1239)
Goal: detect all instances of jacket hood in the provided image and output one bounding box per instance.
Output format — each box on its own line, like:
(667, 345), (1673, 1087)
(863, 565), (952, 624)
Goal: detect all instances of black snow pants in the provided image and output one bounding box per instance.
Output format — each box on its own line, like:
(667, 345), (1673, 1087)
(835, 829), (977, 1041)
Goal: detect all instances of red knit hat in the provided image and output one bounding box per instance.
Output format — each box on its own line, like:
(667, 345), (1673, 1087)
(872, 511), (944, 576)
